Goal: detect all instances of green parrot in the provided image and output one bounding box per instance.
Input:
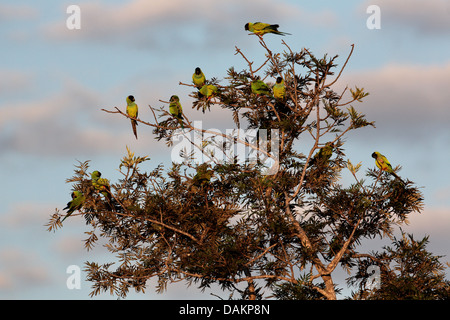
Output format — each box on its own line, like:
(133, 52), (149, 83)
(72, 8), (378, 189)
(91, 170), (114, 209)
(198, 84), (218, 100)
(91, 170), (101, 185)
(193, 163), (214, 187)
(310, 142), (334, 166)
(126, 95), (138, 139)
(251, 79), (272, 97)
(372, 151), (404, 183)
(273, 77), (286, 100)
(192, 67), (206, 89)
(169, 95), (184, 129)
(92, 170), (110, 190)
(91, 170), (111, 197)
(244, 22), (291, 36)
(62, 191), (85, 222)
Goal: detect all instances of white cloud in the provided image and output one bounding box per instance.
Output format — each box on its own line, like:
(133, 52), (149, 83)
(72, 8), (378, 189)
(0, 4), (38, 21)
(339, 60), (450, 142)
(0, 273), (12, 290)
(433, 186), (450, 204)
(402, 207), (450, 258)
(53, 235), (90, 258)
(0, 203), (53, 228)
(0, 69), (34, 96)
(0, 76), (168, 157)
(42, 0), (334, 52)
(0, 248), (51, 293)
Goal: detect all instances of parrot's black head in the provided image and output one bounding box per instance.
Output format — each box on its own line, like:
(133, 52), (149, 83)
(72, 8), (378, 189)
(276, 77), (283, 83)
(371, 152), (377, 159)
(244, 23), (249, 31)
(92, 170), (101, 178)
(128, 95), (135, 102)
(195, 67), (201, 74)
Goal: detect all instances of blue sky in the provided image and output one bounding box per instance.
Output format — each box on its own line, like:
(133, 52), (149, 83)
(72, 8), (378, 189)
(1, 0), (449, 299)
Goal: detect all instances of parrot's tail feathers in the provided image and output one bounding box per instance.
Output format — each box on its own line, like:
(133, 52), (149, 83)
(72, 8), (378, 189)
(272, 29), (291, 36)
(131, 120), (138, 139)
(175, 116), (184, 129)
(391, 172), (405, 185)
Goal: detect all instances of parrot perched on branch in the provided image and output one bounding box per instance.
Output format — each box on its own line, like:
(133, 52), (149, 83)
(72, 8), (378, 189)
(244, 22), (291, 36)
(91, 170), (110, 191)
(62, 191), (85, 222)
(192, 67), (206, 89)
(309, 142), (334, 166)
(198, 84), (218, 100)
(198, 84), (219, 113)
(193, 163), (214, 188)
(251, 79), (272, 97)
(273, 77), (286, 100)
(91, 170), (101, 185)
(372, 151), (405, 184)
(126, 95), (138, 139)
(91, 170), (111, 200)
(169, 95), (184, 129)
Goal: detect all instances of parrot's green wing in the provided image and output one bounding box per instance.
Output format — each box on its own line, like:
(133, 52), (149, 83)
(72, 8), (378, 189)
(251, 80), (272, 97)
(199, 84), (218, 99)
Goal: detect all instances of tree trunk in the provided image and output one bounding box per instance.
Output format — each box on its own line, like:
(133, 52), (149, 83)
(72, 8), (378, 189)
(321, 274), (337, 300)
(247, 280), (257, 300)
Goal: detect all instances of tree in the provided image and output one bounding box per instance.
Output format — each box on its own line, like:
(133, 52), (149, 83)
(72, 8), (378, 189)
(47, 36), (433, 300)
(348, 231), (450, 300)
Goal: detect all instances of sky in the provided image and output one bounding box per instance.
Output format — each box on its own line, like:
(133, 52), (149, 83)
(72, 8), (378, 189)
(0, 0), (449, 299)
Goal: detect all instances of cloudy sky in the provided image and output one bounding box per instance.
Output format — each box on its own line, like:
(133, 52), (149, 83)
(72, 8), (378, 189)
(1, 0), (449, 299)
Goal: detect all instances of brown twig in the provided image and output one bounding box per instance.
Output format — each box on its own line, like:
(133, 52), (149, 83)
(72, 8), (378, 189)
(324, 44), (355, 88)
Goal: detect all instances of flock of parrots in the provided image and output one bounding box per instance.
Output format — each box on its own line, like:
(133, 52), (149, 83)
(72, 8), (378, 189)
(60, 22), (404, 222)
(62, 171), (110, 222)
